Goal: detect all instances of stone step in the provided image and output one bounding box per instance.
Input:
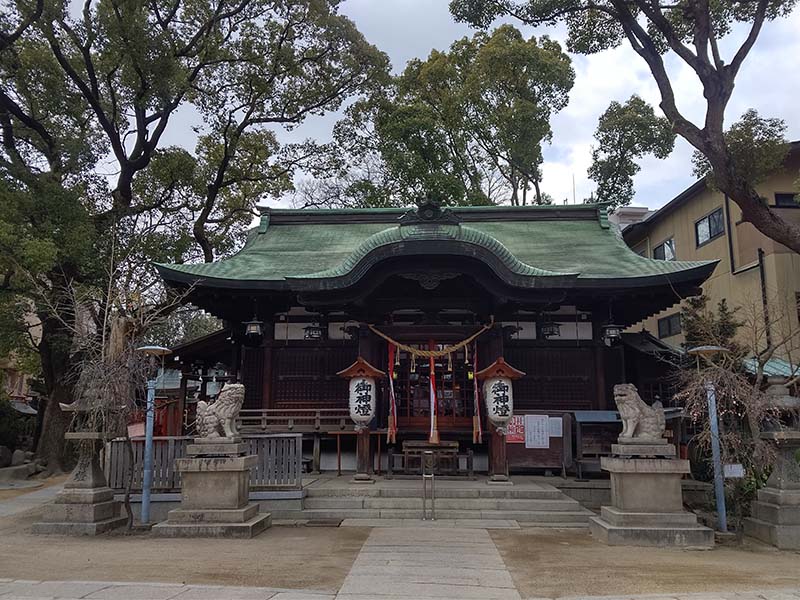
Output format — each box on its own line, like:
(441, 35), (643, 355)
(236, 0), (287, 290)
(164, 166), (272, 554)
(519, 521), (589, 529)
(41, 500), (119, 523)
(295, 508), (591, 524)
(752, 501), (800, 525)
(744, 516), (800, 550)
(31, 515), (127, 536)
(151, 513), (271, 539)
(166, 504), (260, 524)
(589, 516), (714, 548)
(304, 496), (582, 511)
(305, 486), (564, 500)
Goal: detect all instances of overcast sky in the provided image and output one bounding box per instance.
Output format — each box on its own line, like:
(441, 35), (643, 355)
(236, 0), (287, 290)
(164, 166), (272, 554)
(264, 0), (799, 211)
(152, 1), (799, 212)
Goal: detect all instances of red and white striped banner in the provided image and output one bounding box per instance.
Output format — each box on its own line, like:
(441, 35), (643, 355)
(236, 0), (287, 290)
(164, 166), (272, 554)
(473, 342), (482, 444)
(387, 344), (398, 444)
(429, 355), (440, 444)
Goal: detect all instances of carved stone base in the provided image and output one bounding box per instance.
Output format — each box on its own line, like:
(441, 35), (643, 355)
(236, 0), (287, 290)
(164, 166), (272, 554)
(590, 456), (713, 548)
(152, 439), (269, 538)
(611, 443), (676, 458)
(33, 444), (125, 536)
(743, 431), (800, 549)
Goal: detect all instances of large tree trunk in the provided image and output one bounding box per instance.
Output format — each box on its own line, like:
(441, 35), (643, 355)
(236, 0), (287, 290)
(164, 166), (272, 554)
(713, 160), (800, 254)
(35, 314), (76, 472)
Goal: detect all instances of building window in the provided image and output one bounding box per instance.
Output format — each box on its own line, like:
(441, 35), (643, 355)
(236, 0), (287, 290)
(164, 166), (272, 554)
(775, 193), (798, 207)
(695, 208), (724, 247)
(657, 313), (682, 339)
(653, 238), (676, 261)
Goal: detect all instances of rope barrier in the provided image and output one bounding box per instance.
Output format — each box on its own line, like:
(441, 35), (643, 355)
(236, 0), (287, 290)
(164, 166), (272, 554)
(367, 317), (495, 358)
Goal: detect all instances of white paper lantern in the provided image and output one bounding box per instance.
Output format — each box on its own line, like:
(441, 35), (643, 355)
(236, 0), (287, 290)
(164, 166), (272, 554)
(349, 377), (376, 426)
(484, 376), (514, 428)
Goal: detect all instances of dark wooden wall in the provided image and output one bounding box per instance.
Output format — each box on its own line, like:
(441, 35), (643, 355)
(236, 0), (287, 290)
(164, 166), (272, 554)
(505, 343), (604, 411)
(269, 342), (358, 410)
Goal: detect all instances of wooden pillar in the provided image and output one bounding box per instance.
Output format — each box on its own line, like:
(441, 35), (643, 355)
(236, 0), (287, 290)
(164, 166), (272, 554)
(261, 322), (274, 409)
(177, 371), (189, 435)
(354, 428), (372, 482)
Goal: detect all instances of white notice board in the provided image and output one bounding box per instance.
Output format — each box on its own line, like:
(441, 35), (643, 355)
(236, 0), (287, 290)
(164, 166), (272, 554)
(524, 414), (549, 449)
(548, 416), (563, 438)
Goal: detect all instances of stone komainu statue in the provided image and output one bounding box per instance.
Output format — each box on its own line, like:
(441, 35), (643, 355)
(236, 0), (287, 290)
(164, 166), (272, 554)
(613, 383), (666, 442)
(196, 383), (245, 439)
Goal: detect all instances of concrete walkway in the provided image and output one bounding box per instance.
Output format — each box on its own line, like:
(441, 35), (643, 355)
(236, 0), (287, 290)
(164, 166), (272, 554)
(336, 526), (519, 599)
(0, 484), (63, 518)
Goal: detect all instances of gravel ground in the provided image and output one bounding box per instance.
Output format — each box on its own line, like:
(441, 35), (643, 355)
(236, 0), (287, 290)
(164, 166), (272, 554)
(491, 528), (800, 598)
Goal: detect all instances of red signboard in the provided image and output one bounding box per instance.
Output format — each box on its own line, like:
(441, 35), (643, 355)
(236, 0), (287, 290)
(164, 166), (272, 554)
(506, 415), (524, 443)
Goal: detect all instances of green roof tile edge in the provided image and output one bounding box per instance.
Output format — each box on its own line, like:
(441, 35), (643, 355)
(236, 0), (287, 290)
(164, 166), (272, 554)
(286, 223), (577, 281)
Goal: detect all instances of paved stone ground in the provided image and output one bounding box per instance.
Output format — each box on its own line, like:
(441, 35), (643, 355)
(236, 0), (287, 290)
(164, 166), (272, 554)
(336, 526), (520, 599)
(0, 484), (63, 518)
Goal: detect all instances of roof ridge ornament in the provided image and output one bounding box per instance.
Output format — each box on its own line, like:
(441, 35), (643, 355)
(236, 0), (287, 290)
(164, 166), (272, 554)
(399, 197), (461, 226)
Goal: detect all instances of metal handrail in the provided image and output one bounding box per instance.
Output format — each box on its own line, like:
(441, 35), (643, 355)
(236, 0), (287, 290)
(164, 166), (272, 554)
(422, 450), (436, 521)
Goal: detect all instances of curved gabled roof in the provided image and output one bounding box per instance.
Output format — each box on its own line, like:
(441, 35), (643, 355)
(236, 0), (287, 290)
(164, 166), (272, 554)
(155, 203), (717, 292)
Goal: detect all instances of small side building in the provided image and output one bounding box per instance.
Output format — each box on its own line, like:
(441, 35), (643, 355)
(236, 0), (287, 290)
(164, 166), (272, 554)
(622, 142), (800, 352)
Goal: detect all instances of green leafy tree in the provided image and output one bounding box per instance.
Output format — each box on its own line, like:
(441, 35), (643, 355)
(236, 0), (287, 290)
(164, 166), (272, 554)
(681, 295), (744, 357)
(450, 0), (800, 251)
(588, 95), (675, 208)
(303, 25), (574, 207)
(0, 0), (388, 468)
(693, 109), (791, 193)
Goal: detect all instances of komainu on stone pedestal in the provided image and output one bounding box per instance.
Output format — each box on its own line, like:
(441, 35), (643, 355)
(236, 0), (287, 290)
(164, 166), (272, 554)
(589, 382), (714, 548)
(613, 383), (666, 444)
(152, 383), (270, 538)
(196, 382), (245, 439)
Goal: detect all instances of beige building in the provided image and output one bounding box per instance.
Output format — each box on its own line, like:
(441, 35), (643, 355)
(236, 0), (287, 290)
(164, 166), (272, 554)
(620, 143), (800, 356)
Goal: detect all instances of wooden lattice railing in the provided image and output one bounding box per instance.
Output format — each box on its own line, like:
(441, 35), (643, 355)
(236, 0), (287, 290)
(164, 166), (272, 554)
(236, 408), (349, 433)
(103, 433), (303, 492)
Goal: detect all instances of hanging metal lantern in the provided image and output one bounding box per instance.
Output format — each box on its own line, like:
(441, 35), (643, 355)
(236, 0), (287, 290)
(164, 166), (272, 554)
(303, 323), (325, 340)
(602, 323), (622, 344)
(243, 317), (263, 337)
(243, 298), (263, 339)
(337, 357), (386, 429)
(539, 320), (561, 339)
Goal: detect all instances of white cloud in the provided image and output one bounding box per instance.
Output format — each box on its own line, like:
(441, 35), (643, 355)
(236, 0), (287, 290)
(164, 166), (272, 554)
(328, 1), (800, 211)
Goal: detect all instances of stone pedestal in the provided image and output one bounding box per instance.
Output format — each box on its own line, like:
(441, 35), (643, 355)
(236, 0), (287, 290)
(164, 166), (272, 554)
(33, 437), (126, 535)
(744, 431), (800, 550)
(589, 445), (713, 548)
(152, 438), (270, 538)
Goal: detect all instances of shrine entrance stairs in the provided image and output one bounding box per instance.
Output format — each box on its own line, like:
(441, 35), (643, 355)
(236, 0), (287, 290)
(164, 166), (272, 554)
(275, 475), (594, 527)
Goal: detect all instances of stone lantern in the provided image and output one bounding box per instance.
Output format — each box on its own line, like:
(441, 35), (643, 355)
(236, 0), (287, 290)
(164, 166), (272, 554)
(338, 357), (385, 483)
(476, 357), (525, 484)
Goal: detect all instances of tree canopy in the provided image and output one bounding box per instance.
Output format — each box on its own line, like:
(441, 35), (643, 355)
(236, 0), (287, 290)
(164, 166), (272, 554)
(450, 0), (800, 251)
(0, 0), (388, 467)
(588, 95), (675, 209)
(294, 25), (574, 207)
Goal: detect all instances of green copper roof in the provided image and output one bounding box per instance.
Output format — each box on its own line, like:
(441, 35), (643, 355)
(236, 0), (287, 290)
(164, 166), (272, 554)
(155, 203), (716, 290)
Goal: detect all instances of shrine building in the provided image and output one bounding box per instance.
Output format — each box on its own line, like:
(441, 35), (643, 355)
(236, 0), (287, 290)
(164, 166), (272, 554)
(155, 200), (716, 479)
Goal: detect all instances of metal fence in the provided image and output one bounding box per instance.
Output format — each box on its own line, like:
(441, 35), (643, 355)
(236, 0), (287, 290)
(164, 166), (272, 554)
(103, 433), (303, 492)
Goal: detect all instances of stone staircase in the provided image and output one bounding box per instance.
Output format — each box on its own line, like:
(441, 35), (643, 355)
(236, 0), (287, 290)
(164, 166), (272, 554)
(277, 480), (594, 527)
